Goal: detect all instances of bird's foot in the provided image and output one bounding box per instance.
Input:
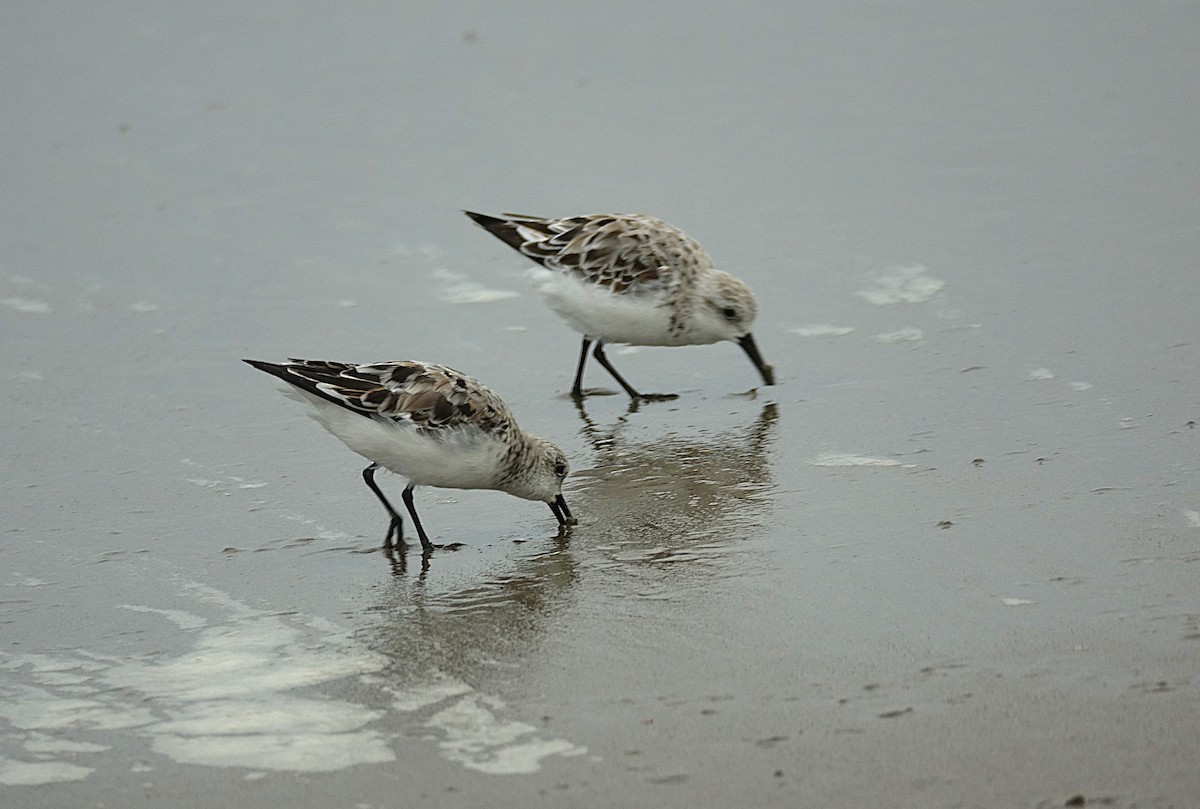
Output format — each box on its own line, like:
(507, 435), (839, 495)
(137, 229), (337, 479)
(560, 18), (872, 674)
(569, 387), (623, 399)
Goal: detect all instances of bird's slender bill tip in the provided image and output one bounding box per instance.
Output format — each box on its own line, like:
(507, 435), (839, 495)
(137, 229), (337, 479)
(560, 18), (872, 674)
(550, 493), (576, 525)
(737, 334), (776, 386)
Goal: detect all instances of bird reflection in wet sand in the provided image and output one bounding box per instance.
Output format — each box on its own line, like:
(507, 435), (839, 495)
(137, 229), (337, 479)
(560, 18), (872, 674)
(571, 400), (779, 565)
(360, 405), (777, 774)
(371, 534), (580, 677)
(365, 534), (589, 774)
(381, 519), (573, 577)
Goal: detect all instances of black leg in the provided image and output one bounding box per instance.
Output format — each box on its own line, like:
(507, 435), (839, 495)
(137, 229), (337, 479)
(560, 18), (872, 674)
(362, 464), (404, 548)
(570, 338), (592, 399)
(592, 342), (678, 402)
(401, 484), (434, 552)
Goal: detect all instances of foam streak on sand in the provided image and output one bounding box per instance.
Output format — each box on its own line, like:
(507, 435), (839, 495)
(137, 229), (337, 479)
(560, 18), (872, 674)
(790, 324), (855, 338)
(857, 265), (945, 305)
(809, 453), (912, 468)
(0, 297), (53, 314)
(0, 586), (394, 780)
(1, 584), (588, 783)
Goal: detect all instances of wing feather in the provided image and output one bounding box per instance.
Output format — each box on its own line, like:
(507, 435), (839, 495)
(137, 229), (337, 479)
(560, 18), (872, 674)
(466, 211), (712, 296)
(245, 359), (514, 432)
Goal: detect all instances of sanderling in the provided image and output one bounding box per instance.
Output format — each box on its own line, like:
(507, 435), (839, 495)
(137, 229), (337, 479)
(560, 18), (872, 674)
(244, 358), (573, 552)
(465, 211), (775, 401)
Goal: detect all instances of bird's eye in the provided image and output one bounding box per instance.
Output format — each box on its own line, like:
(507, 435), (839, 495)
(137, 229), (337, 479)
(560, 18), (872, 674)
(721, 306), (737, 320)
(554, 462), (567, 477)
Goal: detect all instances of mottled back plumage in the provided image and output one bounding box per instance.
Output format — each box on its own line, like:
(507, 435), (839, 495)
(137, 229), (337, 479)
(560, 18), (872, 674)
(468, 212), (710, 295)
(257, 358), (515, 434)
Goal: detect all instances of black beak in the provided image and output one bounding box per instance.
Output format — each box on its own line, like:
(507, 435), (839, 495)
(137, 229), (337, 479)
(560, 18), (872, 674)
(737, 333), (775, 386)
(549, 494), (575, 525)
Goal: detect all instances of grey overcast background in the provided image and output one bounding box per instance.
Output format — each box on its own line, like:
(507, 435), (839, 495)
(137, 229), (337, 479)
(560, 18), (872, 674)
(3, 3), (1198, 808)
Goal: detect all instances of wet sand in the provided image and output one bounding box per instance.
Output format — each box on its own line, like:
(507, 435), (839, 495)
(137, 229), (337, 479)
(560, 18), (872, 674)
(3, 4), (1198, 807)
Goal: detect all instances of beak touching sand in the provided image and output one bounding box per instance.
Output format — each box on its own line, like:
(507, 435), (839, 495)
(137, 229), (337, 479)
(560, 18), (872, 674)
(737, 333), (776, 386)
(549, 493), (575, 525)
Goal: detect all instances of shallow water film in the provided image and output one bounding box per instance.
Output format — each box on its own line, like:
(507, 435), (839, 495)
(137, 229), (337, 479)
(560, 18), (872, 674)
(3, 4), (1198, 807)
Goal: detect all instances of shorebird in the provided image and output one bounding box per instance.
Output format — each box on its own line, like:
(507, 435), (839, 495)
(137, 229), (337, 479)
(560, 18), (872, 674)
(465, 210), (775, 401)
(245, 358), (573, 552)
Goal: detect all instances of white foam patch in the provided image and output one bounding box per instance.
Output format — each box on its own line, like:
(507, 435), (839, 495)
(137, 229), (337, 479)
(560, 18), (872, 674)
(809, 453), (909, 468)
(0, 757), (93, 786)
(387, 675), (587, 773)
(789, 324), (855, 338)
(150, 727), (390, 771)
(1028, 368), (1055, 380)
(876, 327), (923, 343)
(2, 585), (587, 782)
(857, 265), (945, 305)
(187, 477), (230, 492)
(1069, 381), (1093, 391)
(434, 268), (519, 304)
(1184, 511), (1200, 528)
(427, 693), (587, 775)
(0, 684), (157, 731)
(129, 301), (160, 313)
(24, 736), (110, 754)
(30, 671), (91, 686)
(1002, 598), (1035, 606)
(0, 297), (53, 314)
(186, 474), (268, 496)
(117, 604), (208, 631)
(0, 587), (394, 780)
(388, 675), (474, 711)
(0, 654), (108, 676)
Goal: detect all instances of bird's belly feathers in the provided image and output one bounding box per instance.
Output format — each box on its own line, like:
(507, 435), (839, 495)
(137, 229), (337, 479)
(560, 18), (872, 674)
(530, 268), (696, 347)
(287, 389), (509, 490)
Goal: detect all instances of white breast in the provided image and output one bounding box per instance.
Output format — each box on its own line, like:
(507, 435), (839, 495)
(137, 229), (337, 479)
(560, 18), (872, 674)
(288, 388), (511, 490)
(530, 268), (692, 347)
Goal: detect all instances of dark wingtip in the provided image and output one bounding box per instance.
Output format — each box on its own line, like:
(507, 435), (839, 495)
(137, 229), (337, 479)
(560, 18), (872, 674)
(243, 358), (295, 385)
(463, 210), (502, 228)
(464, 210), (533, 253)
(244, 358), (366, 415)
